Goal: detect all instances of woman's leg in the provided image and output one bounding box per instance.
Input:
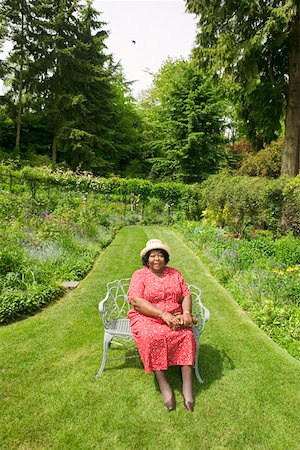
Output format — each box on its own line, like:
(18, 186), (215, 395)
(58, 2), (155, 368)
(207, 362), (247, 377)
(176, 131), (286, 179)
(154, 370), (173, 403)
(181, 365), (194, 403)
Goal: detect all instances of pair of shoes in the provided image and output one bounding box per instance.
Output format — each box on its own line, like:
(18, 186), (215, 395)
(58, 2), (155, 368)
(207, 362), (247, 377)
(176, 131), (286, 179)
(164, 392), (176, 412)
(183, 399), (195, 412)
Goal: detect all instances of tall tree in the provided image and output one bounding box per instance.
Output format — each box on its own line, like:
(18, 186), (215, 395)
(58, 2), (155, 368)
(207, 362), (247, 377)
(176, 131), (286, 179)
(22, 0), (115, 171)
(107, 65), (145, 176)
(57, 0), (116, 171)
(27, 0), (84, 162)
(0, 0), (32, 151)
(0, 0), (143, 173)
(139, 59), (228, 183)
(186, 0), (300, 176)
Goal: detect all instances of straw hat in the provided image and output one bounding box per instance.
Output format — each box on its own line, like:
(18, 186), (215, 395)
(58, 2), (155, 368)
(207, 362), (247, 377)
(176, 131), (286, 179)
(140, 239), (170, 258)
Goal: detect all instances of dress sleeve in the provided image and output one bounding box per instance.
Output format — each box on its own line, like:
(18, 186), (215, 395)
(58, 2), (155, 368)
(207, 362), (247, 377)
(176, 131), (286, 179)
(128, 270), (145, 303)
(178, 271), (190, 297)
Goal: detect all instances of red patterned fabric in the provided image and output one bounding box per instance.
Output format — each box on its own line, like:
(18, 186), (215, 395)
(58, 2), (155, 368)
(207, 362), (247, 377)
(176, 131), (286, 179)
(128, 266), (196, 373)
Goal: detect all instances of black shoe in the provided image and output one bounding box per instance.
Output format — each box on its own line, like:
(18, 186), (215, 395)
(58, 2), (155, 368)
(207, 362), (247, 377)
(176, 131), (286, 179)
(164, 392), (176, 412)
(183, 399), (194, 412)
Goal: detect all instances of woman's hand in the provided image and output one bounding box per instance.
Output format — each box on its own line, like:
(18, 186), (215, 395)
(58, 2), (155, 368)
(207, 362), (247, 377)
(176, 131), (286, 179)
(161, 311), (181, 328)
(182, 311), (193, 327)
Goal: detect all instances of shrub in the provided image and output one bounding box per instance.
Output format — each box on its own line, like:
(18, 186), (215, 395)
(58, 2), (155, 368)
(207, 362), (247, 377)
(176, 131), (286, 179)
(200, 172), (299, 235)
(274, 234), (300, 267)
(0, 283), (65, 323)
(237, 140), (283, 178)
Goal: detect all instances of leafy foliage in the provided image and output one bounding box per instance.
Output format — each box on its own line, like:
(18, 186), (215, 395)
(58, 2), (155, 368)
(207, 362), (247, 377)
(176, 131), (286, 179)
(200, 171), (300, 235)
(0, 164), (205, 322)
(237, 140), (283, 178)
(0, 184), (120, 323)
(139, 58), (228, 183)
(0, 163), (200, 215)
(175, 221), (300, 360)
(0, 0), (144, 176)
(186, 0), (300, 175)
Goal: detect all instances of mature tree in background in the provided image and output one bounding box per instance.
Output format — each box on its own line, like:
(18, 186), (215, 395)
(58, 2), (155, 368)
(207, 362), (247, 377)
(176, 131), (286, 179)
(27, 0), (89, 163)
(0, 0), (144, 175)
(139, 58), (228, 183)
(58, 2), (144, 175)
(56, 0), (117, 172)
(0, 0), (32, 150)
(186, 0), (300, 176)
(108, 67), (145, 177)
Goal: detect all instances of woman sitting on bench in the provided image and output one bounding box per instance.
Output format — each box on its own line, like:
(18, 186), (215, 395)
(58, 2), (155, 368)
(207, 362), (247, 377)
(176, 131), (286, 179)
(128, 239), (196, 412)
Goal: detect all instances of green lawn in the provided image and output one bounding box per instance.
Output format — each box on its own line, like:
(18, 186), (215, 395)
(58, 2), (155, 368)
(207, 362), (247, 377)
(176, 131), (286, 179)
(1, 226), (300, 450)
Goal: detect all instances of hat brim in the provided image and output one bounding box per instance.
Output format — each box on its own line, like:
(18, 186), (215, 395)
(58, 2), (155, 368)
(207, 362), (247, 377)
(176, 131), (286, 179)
(140, 243), (170, 258)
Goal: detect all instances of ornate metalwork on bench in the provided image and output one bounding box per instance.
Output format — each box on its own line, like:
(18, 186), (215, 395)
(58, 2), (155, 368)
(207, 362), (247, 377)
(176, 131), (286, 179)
(96, 278), (210, 383)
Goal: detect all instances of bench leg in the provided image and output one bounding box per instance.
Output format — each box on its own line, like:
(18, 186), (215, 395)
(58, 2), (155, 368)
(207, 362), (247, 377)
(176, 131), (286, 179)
(194, 340), (204, 384)
(96, 332), (113, 378)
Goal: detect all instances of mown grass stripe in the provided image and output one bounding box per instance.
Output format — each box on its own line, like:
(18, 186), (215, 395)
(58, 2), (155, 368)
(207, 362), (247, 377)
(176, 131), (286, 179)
(0, 226), (299, 450)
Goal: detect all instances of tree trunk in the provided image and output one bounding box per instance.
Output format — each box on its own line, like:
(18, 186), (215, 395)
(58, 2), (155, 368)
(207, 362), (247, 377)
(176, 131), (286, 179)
(15, 61), (23, 150)
(15, 4), (25, 150)
(281, 4), (300, 176)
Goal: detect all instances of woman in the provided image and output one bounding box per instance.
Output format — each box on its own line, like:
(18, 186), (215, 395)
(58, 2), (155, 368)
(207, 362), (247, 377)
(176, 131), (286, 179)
(128, 239), (196, 412)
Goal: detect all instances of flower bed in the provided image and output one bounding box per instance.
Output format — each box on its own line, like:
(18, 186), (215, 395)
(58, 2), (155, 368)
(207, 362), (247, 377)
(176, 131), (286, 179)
(174, 221), (300, 360)
(0, 188), (122, 323)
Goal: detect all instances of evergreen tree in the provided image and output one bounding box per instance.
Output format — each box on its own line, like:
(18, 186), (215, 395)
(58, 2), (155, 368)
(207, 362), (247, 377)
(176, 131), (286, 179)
(186, 0), (300, 176)
(0, 0), (32, 151)
(27, 0), (85, 162)
(139, 59), (228, 183)
(108, 65), (145, 177)
(0, 0), (144, 173)
(58, 0), (117, 172)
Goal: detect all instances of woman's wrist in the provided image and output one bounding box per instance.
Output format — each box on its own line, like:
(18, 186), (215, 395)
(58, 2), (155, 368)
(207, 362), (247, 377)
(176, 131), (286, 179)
(183, 310), (191, 315)
(160, 311), (167, 319)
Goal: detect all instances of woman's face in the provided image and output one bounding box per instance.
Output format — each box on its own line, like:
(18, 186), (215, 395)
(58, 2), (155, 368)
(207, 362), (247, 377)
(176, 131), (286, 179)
(147, 250), (166, 273)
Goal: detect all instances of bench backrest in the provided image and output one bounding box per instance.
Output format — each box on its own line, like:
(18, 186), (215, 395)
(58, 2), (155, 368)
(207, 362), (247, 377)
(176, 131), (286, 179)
(99, 278), (209, 335)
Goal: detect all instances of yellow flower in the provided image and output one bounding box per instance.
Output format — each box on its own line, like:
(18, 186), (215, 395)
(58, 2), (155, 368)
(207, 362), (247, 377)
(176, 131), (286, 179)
(286, 267), (296, 273)
(273, 269), (284, 276)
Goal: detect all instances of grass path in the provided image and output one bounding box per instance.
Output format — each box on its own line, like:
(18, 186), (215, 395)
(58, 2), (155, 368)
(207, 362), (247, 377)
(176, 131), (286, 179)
(1, 225), (300, 450)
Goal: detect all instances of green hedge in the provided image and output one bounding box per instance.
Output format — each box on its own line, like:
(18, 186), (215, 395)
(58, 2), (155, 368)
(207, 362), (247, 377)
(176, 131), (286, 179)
(0, 163), (197, 201)
(200, 172), (300, 235)
(1, 163), (299, 234)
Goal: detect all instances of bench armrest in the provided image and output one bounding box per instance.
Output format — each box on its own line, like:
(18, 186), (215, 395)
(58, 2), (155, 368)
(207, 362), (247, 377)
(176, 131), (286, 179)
(98, 278), (131, 326)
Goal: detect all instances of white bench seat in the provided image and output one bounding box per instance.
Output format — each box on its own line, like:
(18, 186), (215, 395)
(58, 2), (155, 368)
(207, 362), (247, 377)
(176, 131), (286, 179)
(96, 278), (210, 383)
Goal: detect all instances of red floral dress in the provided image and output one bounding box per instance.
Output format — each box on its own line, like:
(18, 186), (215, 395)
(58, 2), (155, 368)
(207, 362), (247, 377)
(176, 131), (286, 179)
(128, 266), (196, 373)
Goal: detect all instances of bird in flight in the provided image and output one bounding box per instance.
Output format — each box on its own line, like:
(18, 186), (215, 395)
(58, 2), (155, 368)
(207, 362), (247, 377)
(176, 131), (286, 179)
(132, 40), (136, 44)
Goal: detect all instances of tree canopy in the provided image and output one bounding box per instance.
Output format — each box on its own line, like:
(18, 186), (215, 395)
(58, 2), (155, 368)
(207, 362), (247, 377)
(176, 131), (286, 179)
(0, 0), (143, 176)
(186, 0), (300, 176)
(139, 58), (228, 183)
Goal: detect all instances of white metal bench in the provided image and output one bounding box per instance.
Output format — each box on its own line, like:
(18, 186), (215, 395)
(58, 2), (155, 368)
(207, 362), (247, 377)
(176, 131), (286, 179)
(96, 278), (210, 383)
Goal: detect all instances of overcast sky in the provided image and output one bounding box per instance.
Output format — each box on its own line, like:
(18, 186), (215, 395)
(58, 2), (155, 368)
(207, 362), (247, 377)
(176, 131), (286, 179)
(0, 0), (197, 98)
(94, 0), (197, 96)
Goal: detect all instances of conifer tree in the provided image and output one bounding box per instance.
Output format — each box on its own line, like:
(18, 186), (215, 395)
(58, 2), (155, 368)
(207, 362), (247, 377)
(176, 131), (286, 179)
(139, 59), (227, 183)
(27, 0), (84, 162)
(186, 0), (300, 176)
(0, 0), (32, 151)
